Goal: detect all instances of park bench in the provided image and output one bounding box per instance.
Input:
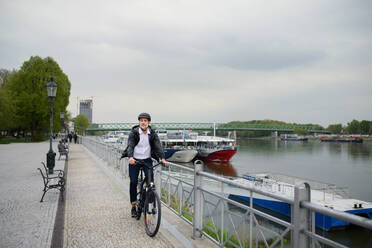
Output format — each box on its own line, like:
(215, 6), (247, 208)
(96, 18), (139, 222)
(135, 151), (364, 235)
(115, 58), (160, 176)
(41, 161), (64, 178)
(37, 162), (65, 202)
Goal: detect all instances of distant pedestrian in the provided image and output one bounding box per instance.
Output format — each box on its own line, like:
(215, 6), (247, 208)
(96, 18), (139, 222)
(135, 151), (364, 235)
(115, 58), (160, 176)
(73, 133), (78, 144)
(68, 133), (72, 143)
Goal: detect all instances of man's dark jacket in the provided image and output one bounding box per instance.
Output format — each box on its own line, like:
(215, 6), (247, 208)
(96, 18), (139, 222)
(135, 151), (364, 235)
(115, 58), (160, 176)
(121, 125), (165, 161)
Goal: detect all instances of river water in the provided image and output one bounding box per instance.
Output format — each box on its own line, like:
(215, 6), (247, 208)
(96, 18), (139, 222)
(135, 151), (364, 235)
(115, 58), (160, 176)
(204, 138), (372, 202)
(196, 138), (372, 247)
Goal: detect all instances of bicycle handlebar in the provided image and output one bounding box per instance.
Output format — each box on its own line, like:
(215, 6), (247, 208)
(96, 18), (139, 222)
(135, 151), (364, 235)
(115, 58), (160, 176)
(134, 160), (163, 169)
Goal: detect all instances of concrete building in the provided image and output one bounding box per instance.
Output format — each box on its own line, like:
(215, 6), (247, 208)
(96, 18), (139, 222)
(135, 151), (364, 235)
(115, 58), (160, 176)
(79, 99), (93, 123)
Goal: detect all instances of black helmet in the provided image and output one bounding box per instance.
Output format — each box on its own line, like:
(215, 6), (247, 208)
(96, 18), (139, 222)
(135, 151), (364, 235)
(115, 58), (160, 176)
(138, 112), (151, 121)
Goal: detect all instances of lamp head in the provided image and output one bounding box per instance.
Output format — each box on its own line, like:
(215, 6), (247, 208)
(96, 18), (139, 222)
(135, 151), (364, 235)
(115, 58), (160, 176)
(46, 77), (57, 98)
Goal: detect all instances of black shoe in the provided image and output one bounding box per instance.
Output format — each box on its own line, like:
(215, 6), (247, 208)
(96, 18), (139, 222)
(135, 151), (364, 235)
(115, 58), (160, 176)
(131, 207), (137, 217)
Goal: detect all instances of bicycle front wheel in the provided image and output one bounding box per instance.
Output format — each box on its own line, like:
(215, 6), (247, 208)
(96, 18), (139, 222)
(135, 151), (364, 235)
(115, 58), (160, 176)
(144, 190), (161, 237)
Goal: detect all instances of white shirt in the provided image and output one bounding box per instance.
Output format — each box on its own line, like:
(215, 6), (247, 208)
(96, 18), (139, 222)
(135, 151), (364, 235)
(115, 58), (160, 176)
(133, 128), (151, 159)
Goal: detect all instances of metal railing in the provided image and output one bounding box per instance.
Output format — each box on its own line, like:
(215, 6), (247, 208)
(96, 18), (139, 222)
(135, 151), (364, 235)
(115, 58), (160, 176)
(81, 136), (372, 248)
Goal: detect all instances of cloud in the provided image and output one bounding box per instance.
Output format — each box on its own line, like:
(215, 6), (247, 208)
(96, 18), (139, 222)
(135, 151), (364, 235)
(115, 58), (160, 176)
(0, 0), (371, 125)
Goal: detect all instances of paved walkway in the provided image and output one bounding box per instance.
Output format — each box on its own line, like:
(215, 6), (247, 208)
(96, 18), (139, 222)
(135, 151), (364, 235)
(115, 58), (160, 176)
(64, 144), (174, 248)
(0, 141), (65, 248)
(0, 141), (215, 248)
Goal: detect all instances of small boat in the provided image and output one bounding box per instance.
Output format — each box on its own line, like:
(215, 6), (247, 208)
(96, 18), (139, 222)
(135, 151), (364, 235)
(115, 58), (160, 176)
(280, 134), (308, 141)
(164, 147), (199, 163)
(319, 135), (363, 143)
(103, 134), (119, 144)
(228, 173), (372, 231)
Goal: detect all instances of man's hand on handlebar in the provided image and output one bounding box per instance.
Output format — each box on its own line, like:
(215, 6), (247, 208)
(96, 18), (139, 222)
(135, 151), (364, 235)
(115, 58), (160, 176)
(161, 158), (168, 167)
(129, 157), (168, 167)
(129, 157), (136, 165)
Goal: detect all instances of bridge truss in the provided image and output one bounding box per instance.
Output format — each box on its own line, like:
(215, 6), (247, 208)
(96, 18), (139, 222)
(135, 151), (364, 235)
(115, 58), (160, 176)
(86, 122), (329, 134)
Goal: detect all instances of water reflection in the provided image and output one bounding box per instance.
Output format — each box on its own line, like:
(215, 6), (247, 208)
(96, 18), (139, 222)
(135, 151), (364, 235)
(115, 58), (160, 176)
(349, 143), (372, 161)
(237, 138), (372, 160)
(204, 161), (237, 177)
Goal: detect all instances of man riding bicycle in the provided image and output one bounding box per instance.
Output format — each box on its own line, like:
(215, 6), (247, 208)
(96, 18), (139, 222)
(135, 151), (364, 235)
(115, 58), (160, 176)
(123, 112), (168, 217)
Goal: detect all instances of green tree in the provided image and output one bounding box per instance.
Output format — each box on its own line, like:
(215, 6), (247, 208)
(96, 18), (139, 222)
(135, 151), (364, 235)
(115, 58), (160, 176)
(0, 69), (16, 88)
(219, 120), (323, 137)
(360, 120), (371, 134)
(6, 56), (71, 139)
(326, 124), (343, 134)
(346, 120), (361, 134)
(74, 114), (89, 135)
(0, 69), (17, 133)
(0, 86), (16, 132)
(293, 128), (308, 136)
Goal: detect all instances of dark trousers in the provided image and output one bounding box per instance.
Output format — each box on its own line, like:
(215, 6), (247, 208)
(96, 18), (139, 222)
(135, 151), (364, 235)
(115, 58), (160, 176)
(129, 158), (153, 204)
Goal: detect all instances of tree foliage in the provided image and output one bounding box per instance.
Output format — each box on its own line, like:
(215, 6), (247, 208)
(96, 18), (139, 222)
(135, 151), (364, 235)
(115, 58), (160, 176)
(0, 69), (16, 88)
(326, 124), (343, 134)
(346, 120), (361, 134)
(360, 120), (372, 134)
(0, 86), (15, 131)
(293, 128), (308, 136)
(0, 69), (17, 131)
(218, 120), (323, 137)
(1, 57), (71, 139)
(74, 114), (90, 135)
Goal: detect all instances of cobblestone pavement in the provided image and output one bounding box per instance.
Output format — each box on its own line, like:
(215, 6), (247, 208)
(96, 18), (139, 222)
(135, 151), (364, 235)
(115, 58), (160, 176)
(64, 144), (174, 248)
(0, 141), (65, 248)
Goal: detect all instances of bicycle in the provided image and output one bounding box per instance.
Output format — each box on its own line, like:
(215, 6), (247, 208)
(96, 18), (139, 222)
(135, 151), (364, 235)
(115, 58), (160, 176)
(134, 160), (162, 237)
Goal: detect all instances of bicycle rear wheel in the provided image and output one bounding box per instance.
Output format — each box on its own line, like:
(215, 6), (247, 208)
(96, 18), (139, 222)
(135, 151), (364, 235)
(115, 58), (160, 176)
(144, 190), (161, 237)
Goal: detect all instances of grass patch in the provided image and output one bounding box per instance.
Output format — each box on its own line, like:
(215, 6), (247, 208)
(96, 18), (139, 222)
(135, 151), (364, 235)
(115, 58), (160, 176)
(203, 220), (290, 248)
(160, 186), (290, 247)
(0, 137), (27, 144)
(0, 135), (48, 144)
(161, 187), (194, 222)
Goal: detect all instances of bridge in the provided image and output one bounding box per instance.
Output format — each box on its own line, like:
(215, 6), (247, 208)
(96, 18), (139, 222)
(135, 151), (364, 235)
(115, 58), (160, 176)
(86, 122), (330, 134)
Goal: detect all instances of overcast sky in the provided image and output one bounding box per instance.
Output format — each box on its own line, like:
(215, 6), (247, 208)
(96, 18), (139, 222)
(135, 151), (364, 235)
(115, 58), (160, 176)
(1, 0), (371, 126)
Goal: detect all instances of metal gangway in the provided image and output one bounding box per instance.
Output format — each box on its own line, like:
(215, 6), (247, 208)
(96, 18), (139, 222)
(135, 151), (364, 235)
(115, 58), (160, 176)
(81, 136), (372, 248)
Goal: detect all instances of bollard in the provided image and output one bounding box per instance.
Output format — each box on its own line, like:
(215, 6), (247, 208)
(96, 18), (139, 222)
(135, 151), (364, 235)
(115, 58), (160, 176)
(292, 182), (311, 248)
(193, 160), (204, 239)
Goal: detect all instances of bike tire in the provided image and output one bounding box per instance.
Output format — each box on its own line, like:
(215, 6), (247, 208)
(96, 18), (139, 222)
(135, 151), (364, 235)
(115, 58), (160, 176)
(144, 190), (161, 237)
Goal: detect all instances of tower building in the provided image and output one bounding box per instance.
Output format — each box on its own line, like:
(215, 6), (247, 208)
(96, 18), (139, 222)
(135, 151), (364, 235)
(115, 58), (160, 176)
(79, 99), (93, 123)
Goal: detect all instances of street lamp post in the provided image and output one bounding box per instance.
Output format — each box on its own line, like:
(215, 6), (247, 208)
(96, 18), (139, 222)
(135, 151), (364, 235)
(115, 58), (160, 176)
(46, 77), (57, 174)
(60, 111), (65, 139)
(64, 120), (68, 136)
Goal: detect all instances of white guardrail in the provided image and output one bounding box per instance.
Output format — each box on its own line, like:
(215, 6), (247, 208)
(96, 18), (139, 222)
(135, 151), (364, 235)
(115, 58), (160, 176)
(81, 136), (372, 248)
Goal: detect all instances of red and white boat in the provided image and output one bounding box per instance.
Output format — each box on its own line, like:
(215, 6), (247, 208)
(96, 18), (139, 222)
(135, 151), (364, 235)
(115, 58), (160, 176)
(156, 130), (238, 163)
(195, 136), (238, 162)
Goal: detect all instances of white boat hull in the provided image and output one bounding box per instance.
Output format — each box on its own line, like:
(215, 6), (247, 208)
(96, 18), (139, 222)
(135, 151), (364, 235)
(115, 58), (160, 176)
(167, 150), (198, 163)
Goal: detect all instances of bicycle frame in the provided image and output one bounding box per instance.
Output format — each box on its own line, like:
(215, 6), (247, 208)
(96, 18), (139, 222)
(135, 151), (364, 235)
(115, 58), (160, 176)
(135, 160), (161, 215)
(136, 160), (161, 191)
